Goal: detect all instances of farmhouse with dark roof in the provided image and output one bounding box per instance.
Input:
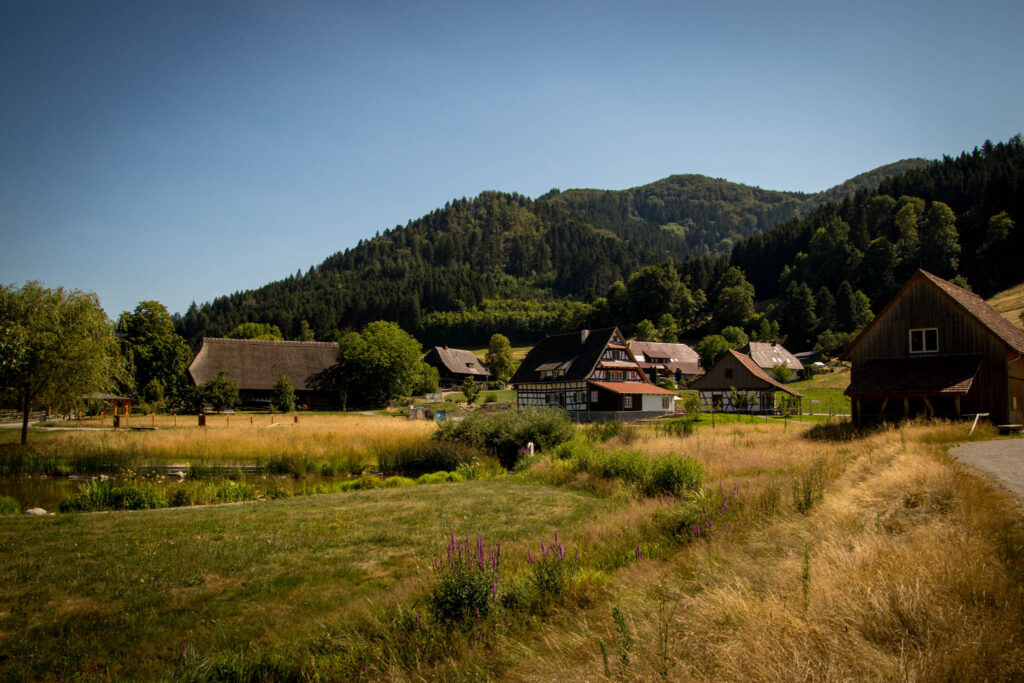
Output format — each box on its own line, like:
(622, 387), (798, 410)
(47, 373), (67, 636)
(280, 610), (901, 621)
(422, 346), (489, 388)
(187, 338), (340, 408)
(690, 349), (803, 413)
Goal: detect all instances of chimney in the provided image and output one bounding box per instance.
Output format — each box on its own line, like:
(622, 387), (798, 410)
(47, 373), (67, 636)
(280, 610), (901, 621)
(580, 329), (590, 344)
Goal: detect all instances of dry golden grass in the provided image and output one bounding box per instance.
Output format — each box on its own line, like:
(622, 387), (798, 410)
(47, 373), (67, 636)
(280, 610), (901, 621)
(988, 280), (1024, 330)
(500, 421), (1024, 681)
(31, 414), (435, 466)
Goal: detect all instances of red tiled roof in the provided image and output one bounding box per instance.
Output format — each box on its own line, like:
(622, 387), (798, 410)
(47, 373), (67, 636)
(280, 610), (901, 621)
(588, 381), (677, 395)
(845, 354), (983, 396)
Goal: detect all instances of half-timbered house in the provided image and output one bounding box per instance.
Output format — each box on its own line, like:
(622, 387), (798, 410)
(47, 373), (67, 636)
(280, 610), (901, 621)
(510, 328), (677, 421)
(689, 349), (803, 413)
(841, 269), (1024, 425)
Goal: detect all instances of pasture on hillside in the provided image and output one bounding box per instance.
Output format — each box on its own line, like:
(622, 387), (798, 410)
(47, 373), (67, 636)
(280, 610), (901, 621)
(1, 414), (1022, 680)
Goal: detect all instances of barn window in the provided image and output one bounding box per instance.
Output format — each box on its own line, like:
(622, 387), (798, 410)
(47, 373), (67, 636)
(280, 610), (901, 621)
(624, 396), (633, 409)
(590, 390), (599, 402)
(909, 328), (938, 354)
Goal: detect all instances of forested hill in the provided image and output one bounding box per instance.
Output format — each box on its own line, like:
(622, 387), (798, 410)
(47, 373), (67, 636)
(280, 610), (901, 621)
(174, 157), (936, 348)
(730, 137), (1024, 308)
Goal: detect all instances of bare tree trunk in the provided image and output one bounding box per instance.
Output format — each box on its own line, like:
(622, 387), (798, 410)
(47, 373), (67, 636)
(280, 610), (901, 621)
(20, 384), (30, 445)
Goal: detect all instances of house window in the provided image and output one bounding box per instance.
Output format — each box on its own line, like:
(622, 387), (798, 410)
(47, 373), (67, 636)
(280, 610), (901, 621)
(590, 390), (599, 402)
(909, 328), (938, 354)
(546, 393), (562, 406)
(725, 368), (733, 379)
(610, 370), (623, 381)
(576, 392), (586, 404)
(623, 396), (633, 409)
(661, 396), (670, 409)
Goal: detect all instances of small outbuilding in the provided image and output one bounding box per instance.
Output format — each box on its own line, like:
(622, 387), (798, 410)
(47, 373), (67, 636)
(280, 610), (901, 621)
(690, 349), (803, 413)
(422, 346), (489, 388)
(187, 338), (340, 408)
(842, 269), (1024, 425)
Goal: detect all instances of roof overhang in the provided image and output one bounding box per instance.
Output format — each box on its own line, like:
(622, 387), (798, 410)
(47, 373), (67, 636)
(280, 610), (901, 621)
(588, 381), (677, 395)
(845, 354), (983, 397)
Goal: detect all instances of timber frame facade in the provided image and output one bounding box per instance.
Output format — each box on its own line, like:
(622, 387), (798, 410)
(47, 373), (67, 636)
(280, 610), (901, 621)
(510, 328), (677, 422)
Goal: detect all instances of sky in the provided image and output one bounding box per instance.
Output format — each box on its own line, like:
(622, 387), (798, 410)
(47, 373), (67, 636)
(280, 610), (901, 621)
(2, 0), (1022, 320)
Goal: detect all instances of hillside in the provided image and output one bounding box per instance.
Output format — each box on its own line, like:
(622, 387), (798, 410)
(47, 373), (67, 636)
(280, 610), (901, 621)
(175, 160), (931, 347)
(988, 282), (1024, 330)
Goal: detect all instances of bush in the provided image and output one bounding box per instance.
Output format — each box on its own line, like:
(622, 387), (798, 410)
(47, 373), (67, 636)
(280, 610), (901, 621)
(429, 535), (501, 624)
(435, 408), (574, 469)
(583, 420), (623, 443)
(110, 484), (167, 510)
(379, 440), (482, 477)
(60, 480), (167, 511)
(0, 496), (20, 515)
(548, 439), (704, 497)
(526, 533), (579, 606)
(169, 487), (193, 507)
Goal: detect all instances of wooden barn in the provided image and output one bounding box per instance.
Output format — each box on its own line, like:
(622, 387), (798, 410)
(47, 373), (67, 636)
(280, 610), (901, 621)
(422, 346), (489, 388)
(510, 328), (677, 421)
(690, 349), (803, 413)
(841, 269), (1024, 425)
(187, 338), (341, 408)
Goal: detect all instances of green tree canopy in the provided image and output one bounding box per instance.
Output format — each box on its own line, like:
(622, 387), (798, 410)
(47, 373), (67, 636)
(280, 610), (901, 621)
(1, 282), (124, 443)
(713, 267), (756, 330)
(116, 301), (192, 404)
(633, 319), (657, 341)
(695, 334), (731, 371)
(777, 280), (818, 350)
(201, 369), (239, 412)
(343, 321), (426, 406)
(483, 333), (515, 385)
(226, 322), (284, 341)
(270, 374), (296, 412)
(919, 201), (960, 277)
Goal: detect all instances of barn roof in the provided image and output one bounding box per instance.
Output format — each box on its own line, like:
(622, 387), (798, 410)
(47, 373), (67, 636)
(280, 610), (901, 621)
(510, 328), (623, 385)
(427, 347), (489, 376)
(187, 338), (340, 391)
(743, 342), (804, 371)
(841, 270), (1024, 359)
(690, 350), (803, 397)
(845, 354), (983, 397)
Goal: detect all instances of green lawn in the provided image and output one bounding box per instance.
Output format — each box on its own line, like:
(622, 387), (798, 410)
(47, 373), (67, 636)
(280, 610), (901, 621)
(0, 479), (608, 680)
(789, 367), (851, 415)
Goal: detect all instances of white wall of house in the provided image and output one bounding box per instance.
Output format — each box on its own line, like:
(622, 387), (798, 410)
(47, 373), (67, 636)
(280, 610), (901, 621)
(641, 394), (673, 412)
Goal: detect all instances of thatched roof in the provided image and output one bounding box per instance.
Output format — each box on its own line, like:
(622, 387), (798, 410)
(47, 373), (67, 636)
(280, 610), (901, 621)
(187, 338), (339, 391)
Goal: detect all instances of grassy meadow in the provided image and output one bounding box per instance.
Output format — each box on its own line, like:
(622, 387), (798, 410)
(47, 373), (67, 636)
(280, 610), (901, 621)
(987, 280), (1024, 329)
(1, 415), (1023, 680)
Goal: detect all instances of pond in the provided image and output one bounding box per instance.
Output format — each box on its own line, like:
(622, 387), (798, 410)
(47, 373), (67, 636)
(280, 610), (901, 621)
(0, 469), (354, 512)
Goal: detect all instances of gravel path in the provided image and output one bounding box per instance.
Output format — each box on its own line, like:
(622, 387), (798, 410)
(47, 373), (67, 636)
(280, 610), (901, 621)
(950, 438), (1024, 499)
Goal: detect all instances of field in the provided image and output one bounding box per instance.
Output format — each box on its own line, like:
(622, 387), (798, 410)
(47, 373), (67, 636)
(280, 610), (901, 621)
(987, 281), (1024, 330)
(1, 416), (1023, 680)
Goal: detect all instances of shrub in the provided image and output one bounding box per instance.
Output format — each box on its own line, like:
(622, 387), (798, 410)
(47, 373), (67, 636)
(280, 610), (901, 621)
(59, 479), (114, 512)
(435, 408), (574, 469)
(429, 535), (501, 624)
(483, 392), (497, 403)
(550, 440), (704, 497)
(270, 374), (296, 413)
(208, 481), (255, 503)
(379, 440), (482, 477)
(110, 484), (167, 510)
(0, 496), (20, 515)
(169, 487), (194, 507)
(644, 454), (704, 496)
(60, 480), (167, 511)
(583, 420), (623, 443)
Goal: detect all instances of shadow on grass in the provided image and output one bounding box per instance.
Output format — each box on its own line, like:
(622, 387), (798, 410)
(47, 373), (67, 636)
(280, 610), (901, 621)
(802, 421), (882, 442)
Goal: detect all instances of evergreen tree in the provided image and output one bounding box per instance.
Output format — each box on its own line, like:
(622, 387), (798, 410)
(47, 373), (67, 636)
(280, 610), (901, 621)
(778, 281), (818, 350)
(919, 201), (960, 277)
(657, 313), (679, 342)
(713, 267), (755, 330)
(814, 287), (835, 334)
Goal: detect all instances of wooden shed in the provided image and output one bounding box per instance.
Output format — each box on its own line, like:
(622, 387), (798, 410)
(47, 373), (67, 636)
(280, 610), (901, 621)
(841, 269), (1024, 425)
(689, 349), (803, 413)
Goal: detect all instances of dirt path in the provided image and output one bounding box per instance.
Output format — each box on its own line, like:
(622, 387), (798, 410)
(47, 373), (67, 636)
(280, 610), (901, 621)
(950, 437), (1024, 499)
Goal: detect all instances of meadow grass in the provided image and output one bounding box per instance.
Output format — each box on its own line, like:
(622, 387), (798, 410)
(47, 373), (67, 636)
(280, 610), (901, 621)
(1, 414), (436, 475)
(1, 417), (1021, 680)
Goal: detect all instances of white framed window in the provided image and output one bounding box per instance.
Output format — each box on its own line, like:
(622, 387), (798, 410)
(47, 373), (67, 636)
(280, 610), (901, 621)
(576, 392), (586, 404)
(624, 396), (633, 409)
(590, 390), (599, 402)
(909, 328), (938, 354)
(661, 396), (670, 409)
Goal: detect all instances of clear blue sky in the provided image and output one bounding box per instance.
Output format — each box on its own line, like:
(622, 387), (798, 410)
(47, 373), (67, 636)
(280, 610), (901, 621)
(2, 0), (1021, 319)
